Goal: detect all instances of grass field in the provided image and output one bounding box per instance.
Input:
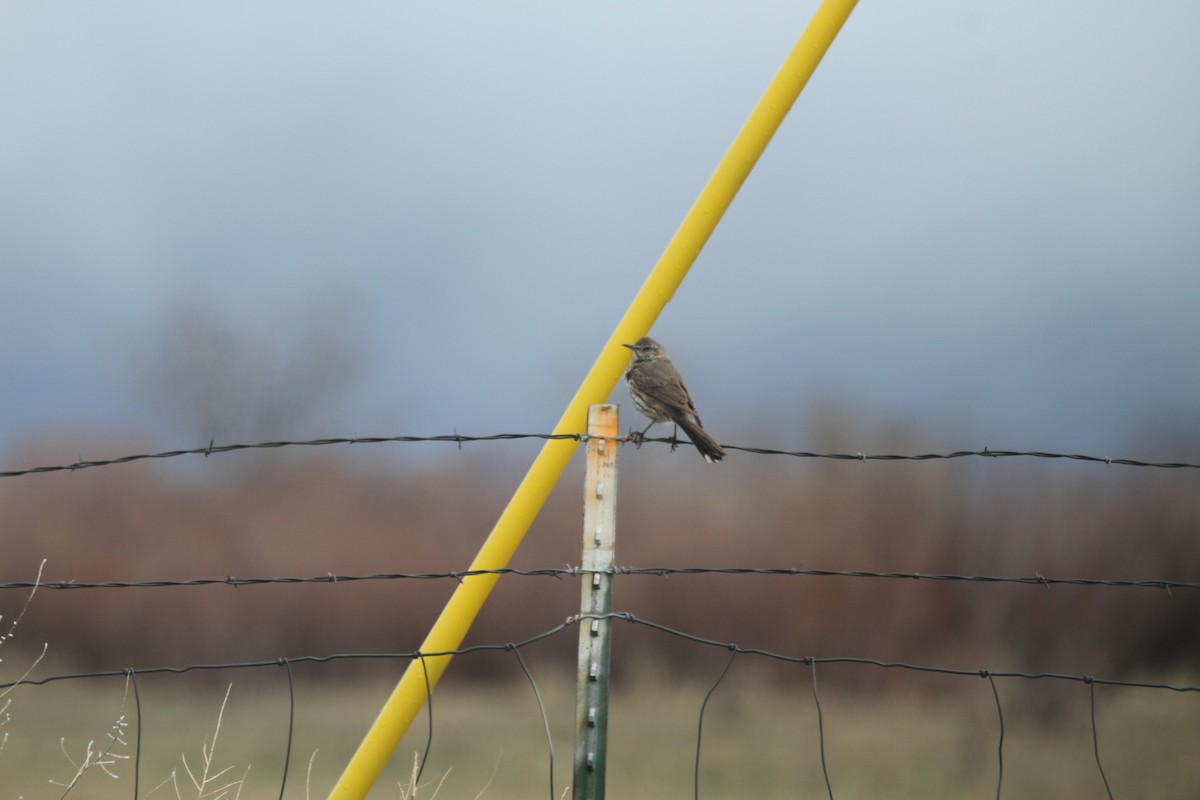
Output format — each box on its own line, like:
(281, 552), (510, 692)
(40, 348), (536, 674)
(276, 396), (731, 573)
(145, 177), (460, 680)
(3, 662), (1197, 799)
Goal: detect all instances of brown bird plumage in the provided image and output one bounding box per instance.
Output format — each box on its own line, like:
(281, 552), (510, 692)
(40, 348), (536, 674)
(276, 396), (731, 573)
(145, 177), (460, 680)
(622, 337), (725, 463)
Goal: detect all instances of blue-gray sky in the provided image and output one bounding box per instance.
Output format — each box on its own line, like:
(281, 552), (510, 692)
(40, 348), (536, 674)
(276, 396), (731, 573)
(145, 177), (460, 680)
(2, 1), (1198, 463)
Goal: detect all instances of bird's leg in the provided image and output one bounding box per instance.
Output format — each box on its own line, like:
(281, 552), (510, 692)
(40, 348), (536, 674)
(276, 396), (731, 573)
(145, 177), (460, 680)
(669, 424), (680, 452)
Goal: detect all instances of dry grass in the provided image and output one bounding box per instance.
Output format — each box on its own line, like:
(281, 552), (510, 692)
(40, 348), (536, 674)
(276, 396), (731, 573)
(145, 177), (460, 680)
(1, 669), (1197, 799)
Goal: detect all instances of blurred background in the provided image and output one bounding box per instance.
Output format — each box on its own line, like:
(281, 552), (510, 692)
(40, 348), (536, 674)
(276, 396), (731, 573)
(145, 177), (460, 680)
(1, 4), (1199, 794)
(4, 0), (1199, 660)
(2, 1), (1198, 456)
(3, 0), (1199, 667)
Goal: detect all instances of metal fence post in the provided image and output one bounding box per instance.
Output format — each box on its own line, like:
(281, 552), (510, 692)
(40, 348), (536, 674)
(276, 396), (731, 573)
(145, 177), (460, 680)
(574, 404), (619, 800)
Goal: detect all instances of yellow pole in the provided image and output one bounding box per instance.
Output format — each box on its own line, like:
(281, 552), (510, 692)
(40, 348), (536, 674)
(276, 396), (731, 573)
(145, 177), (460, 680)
(328, 2), (857, 796)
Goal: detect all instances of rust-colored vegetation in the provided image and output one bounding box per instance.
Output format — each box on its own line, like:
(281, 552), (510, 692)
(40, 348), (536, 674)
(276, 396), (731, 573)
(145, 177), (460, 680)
(2, 416), (1197, 686)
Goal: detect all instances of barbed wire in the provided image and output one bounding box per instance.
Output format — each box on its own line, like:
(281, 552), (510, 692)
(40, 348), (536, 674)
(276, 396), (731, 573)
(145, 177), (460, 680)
(722, 443), (1200, 469)
(0, 433), (583, 477)
(3, 433), (1198, 477)
(3, 565), (1197, 593)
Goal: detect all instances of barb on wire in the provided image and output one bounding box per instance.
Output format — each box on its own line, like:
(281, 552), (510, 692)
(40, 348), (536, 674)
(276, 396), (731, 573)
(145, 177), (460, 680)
(3, 434), (1198, 477)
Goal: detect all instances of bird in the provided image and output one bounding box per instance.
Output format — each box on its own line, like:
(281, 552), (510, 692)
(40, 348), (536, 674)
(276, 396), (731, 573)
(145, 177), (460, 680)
(622, 336), (726, 463)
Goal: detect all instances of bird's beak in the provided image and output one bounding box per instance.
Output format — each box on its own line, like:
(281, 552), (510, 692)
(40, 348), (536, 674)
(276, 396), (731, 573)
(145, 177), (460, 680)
(621, 343), (634, 350)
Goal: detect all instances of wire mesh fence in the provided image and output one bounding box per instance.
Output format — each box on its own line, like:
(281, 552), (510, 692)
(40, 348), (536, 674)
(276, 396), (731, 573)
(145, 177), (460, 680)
(4, 606), (1198, 799)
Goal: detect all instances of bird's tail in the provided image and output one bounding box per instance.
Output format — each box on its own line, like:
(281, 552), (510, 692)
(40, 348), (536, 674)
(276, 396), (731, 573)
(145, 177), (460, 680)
(677, 417), (726, 463)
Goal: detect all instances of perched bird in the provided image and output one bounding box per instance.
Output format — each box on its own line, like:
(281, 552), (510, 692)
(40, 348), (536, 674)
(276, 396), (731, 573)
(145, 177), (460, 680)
(622, 336), (725, 463)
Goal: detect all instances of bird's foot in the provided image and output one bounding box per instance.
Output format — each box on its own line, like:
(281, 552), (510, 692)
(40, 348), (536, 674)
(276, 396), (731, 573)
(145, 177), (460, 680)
(627, 427), (645, 448)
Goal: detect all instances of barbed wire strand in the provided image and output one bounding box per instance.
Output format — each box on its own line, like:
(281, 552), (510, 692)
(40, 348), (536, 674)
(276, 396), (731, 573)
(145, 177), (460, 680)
(811, 662), (834, 800)
(5, 566), (1197, 594)
(1090, 681), (1115, 800)
(721, 442), (1200, 470)
(694, 648), (737, 800)
(0, 434), (583, 477)
(4, 433), (1199, 478)
(510, 644), (556, 800)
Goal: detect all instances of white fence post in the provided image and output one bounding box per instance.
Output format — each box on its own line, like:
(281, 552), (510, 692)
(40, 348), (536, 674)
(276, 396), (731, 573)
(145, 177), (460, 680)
(573, 404), (619, 800)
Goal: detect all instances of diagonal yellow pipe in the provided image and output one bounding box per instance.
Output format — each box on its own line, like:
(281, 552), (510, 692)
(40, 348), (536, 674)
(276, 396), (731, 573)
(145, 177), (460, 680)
(328, 2), (857, 796)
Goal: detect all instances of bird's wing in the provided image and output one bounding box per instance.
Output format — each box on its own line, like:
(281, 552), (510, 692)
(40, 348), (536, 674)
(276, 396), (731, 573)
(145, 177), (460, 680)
(639, 362), (701, 420)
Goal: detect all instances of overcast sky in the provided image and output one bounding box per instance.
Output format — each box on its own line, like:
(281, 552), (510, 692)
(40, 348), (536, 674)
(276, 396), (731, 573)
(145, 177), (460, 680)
(2, 1), (1198, 465)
